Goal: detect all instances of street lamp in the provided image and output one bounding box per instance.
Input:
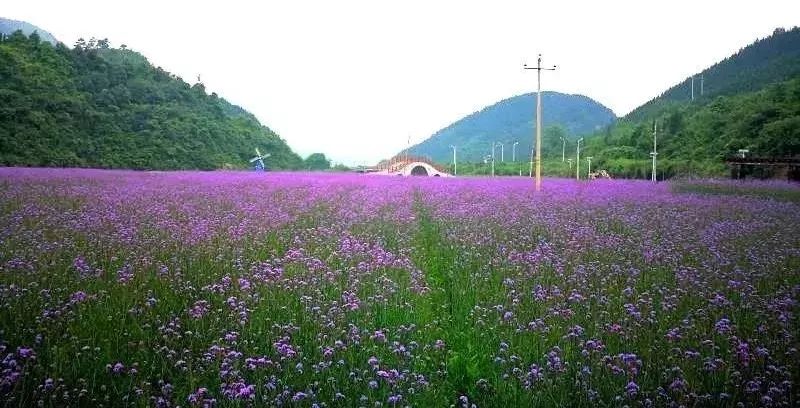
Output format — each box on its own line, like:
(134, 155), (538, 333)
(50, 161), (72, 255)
(576, 138), (584, 180)
(529, 148), (534, 177)
(496, 142), (505, 162)
(524, 54), (557, 192)
(450, 145), (457, 176)
(651, 121), (658, 182)
(586, 156), (593, 179)
(512, 141), (519, 162)
(559, 136), (566, 162)
(491, 142), (496, 177)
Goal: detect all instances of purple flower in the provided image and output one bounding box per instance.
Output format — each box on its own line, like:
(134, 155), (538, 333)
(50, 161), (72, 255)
(371, 330), (386, 342)
(108, 362), (125, 374)
(368, 356), (379, 367)
(714, 318), (732, 334)
(388, 394), (402, 405)
(70, 291), (88, 304)
(17, 347), (35, 359)
(625, 381), (639, 398)
(189, 300), (210, 319)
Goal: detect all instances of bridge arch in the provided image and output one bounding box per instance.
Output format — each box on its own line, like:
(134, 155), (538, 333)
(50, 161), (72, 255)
(399, 161), (450, 177)
(366, 156), (452, 177)
(410, 165), (429, 176)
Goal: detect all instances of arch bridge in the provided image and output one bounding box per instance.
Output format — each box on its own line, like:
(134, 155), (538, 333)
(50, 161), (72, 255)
(365, 155), (452, 177)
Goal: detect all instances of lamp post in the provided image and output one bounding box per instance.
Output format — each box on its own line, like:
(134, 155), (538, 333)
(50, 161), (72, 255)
(529, 148), (534, 177)
(512, 141), (519, 162)
(496, 142), (504, 162)
(450, 145), (457, 176)
(586, 156), (593, 178)
(491, 142), (495, 177)
(560, 136), (566, 162)
(576, 138), (584, 180)
(651, 121), (658, 182)
(524, 54), (557, 192)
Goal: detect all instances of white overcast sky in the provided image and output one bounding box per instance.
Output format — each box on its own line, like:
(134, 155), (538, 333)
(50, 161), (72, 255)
(4, 1), (799, 165)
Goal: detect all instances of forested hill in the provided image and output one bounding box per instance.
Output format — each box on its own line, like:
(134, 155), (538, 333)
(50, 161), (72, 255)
(408, 92), (616, 163)
(585, 77), (800, 177)
(0, 30), (302, 170)
(0, 17), (58, 45)
(626, 27), (800, 122)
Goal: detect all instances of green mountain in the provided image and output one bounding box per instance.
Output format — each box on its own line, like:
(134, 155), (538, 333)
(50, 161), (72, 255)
(0, 29), (302, 170)
(408, 92), (616, 163)
(0, 17), (58, 45)
(585, 27), (800, 178)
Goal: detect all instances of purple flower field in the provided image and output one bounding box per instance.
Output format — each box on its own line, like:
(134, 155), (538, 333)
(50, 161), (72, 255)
(0, 168), (798, 407)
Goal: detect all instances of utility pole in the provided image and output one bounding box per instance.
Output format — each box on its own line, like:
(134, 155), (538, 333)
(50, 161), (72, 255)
(560, 136), (566, 162)
(512, 141), (519, 162)
(450, 145), (457, 176)
(650, 121), (658, 182)
(691, 76), (695, 101)
(576, 138), (584, 180)
(524, 54), (557, 192)
(497, 142), (505, 162)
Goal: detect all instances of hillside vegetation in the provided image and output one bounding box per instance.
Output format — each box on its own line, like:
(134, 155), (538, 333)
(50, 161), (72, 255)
(0, 31), (302, 170)
(585, 77), (800, 178)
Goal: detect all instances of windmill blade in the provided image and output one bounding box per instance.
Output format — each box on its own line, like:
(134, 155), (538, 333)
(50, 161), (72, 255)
(249, 157), (260, 163)
(263, 153), (271, 158)
(255, 148), (262, 157)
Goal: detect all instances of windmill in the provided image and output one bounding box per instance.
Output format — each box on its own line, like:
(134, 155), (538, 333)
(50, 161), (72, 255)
(249, 148), (270, 171)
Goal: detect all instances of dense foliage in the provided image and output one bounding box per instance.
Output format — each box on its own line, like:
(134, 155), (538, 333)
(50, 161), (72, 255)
(1, 169), (798, 406)
(583, 77), (800, 179)
(408, 92), (616, 163)
(0, 31), (302, 170)
(303, 153), (332, 171)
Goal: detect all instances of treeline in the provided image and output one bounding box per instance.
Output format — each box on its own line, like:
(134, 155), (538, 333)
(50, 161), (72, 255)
(0, 31), (303, 170)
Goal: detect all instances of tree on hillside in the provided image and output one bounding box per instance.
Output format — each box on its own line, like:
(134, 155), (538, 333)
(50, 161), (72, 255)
(305, 153), (331, 170)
